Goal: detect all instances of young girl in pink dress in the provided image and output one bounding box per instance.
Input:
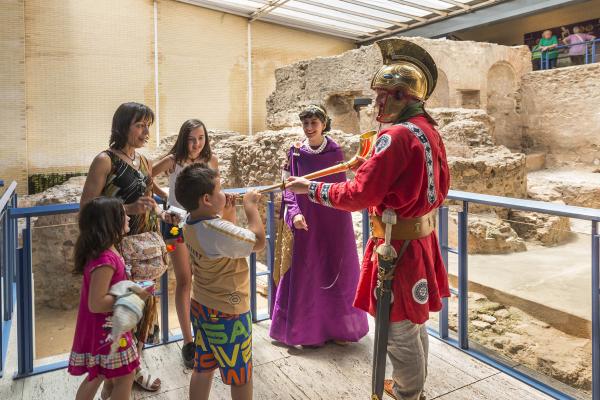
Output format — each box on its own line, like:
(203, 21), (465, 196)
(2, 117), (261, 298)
(68, 197), (150, 400)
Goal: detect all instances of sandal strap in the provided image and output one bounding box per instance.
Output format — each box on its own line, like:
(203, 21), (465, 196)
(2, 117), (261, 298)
(135, 368), (160, 391)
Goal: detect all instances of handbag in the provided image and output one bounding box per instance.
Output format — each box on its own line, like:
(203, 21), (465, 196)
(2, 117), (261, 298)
(119, 231), (169, 281)
(273, 148), (297, 287)
(273, 214), (294, 286)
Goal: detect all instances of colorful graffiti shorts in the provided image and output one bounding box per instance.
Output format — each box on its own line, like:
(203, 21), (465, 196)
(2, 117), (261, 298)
(190, 300), (253, 385)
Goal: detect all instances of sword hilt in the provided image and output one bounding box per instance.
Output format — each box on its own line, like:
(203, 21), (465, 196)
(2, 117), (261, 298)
(381, 209), (397, 244)
(376, 208), (398, 260)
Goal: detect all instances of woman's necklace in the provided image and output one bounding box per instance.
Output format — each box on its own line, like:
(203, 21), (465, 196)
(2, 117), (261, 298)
(302, 137), (327, 155)
(186, 154), (202, 164)
(119, 149), (139, 168)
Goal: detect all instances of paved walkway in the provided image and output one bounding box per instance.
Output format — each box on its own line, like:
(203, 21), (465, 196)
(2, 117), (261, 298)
(0, 318), (553, 399)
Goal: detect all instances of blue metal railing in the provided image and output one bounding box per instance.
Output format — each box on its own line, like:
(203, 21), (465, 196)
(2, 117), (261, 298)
(0, 181), (17, 378)
(2, 186), (600, 399)
(432, 190), (600, 400)
(5, 188), (276, 379)
(538, 38), (599, 69)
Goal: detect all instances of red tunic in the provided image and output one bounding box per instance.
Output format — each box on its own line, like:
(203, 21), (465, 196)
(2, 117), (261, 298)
(308, 115), (450, 324)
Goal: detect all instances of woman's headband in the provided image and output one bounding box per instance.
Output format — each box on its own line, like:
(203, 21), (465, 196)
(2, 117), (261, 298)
(302, 105), (328, 118)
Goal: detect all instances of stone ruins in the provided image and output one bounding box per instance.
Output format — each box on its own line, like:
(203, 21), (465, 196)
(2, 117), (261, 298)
(21, 36), (600, 310)
(19, 36), (600, 395)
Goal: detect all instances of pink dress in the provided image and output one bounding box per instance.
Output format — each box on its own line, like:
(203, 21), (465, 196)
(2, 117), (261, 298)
(68, 249), (139, 380)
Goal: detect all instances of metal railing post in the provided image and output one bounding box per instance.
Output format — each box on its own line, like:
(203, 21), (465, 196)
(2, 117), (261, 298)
(438, 206), (449, 339)
(592, 221), (599, 400)
(266, 193), (275, 317)
(250, 252), (257, 322)
(9, 194), (16, 313)
(157, 198), (170, 344)
(16, 216), (34, 377)
(585, 42), (590, 65)
(159, 262), (169, 344)
(2, 209), (8, 321)
(457, 202), (469, 350)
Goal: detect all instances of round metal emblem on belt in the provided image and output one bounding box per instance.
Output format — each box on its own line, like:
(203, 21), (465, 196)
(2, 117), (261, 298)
(412, 279), (429, 304)
(375, 134), (392, 154)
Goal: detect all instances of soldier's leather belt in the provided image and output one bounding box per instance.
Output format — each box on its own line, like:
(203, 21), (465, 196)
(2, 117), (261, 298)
(370, 210), (437, 240)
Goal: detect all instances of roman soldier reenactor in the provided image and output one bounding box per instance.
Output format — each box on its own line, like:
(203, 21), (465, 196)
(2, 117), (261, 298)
(286, 38), (450, 400)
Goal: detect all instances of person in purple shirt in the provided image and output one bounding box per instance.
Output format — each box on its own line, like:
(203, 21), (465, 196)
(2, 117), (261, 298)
(270, 104), (369, 348)
(563, 26), (596, 65)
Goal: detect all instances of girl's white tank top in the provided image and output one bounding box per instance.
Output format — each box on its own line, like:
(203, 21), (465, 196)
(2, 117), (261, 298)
(167, 162), (185, 209)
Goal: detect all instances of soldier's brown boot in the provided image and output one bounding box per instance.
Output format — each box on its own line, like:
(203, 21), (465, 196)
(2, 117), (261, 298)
(383, 379), (426, 400)
(384, 379), (397, 399)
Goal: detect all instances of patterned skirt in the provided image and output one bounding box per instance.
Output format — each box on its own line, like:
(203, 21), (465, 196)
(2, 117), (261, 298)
(68, 333), (139, 381)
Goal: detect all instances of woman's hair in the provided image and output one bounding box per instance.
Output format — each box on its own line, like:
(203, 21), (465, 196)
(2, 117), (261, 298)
(74, 197), (126, 274)
(573, 26), (581, 33)
(168, 119), (211, 164)
(299, 104), (332, 133)
(109, 102), (155, 149)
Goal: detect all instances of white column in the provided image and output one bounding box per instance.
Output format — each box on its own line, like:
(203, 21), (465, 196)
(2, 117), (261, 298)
(153, 0), (161, 145)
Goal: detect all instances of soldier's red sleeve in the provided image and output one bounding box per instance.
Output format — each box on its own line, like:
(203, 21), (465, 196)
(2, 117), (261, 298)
(308, 129), (408, 212)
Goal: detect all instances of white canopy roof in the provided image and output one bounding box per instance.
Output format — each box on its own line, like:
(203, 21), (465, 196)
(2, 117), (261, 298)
(181, 0), (502, 42)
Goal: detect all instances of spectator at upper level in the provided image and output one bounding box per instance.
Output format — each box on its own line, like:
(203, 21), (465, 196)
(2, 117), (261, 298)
(563, 26), (596, 66)
(531, 39), (542, 71)
(539, 30), (559, 69)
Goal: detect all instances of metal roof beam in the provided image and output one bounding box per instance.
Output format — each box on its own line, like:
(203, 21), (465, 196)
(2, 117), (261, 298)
(273, 3), (394, 31)
(339, 0), (426, 21)
(438, 0), (470, 9)
(177, 0), (255, 18)
(260, 14), (364, 39)
(250, 0), (290, 21)
(294, 0), (408, 26)
(363, 0), (587, 41)
(387, 0), (448, 16)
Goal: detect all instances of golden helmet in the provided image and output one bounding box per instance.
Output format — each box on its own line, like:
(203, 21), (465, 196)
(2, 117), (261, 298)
(371, 38), (438, 101)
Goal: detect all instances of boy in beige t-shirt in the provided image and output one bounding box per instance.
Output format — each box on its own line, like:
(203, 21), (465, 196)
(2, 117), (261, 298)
(175, 163), (265, 400)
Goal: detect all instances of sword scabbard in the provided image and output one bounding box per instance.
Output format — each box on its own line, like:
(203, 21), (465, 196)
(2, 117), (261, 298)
(372, 209), (404, 400)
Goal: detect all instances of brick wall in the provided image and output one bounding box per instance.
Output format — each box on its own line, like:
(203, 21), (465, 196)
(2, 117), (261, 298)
(0, 0), (27, 193)
(0, 0), (354, 193)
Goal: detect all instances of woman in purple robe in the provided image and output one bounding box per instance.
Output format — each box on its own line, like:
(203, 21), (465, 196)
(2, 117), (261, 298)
(269, 105), (369, 347)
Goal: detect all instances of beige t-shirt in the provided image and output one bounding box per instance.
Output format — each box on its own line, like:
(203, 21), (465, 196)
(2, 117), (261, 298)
(183, 216), (256, 315)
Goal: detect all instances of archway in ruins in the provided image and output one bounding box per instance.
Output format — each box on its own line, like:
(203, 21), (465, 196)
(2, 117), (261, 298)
(428, 68), (449, 108)
(487, 62), (520, 150)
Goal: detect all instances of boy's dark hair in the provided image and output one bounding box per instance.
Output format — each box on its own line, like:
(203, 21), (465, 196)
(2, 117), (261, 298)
(299, 104), (332, 133)
(175, 163), (219, 212)
(168, 119), (211, 164)
(74, 197), (125, 274)
(109, 102), (155, 149)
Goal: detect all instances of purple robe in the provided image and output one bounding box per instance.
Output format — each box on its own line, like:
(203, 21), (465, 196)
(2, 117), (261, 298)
(269, 137), (369, 346)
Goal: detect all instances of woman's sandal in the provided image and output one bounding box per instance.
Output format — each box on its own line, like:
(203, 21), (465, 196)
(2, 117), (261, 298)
(134, 368), (161, 392)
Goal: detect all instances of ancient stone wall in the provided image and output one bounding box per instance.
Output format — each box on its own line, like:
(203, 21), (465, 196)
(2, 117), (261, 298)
(25, 129), (361, 308)
(266, 37), (531, 150)
(26, 106), (533, 309)
(430, 108), (527, 200)
(520, 63), (600, 167)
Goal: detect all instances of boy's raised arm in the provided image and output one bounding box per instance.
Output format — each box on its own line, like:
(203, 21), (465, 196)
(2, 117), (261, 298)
(243, 190), (266, 252)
